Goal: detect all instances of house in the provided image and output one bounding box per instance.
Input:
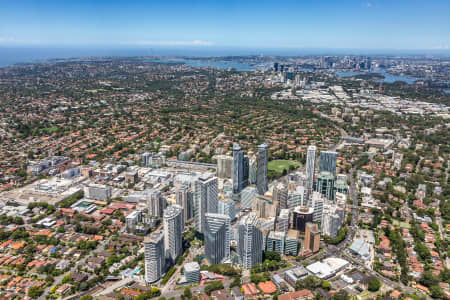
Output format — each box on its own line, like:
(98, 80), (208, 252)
(257, 281), (277, 295)
(278, 290), (314, 300)
(56, 284), (73, 296)
(70, 271), (88, 283)
(55, 259), (70, 271)
(86, 256), (105, 271)
(242, 283), (259, 298)
(211, 289), (232, 300)
(231, 286), (243, 300)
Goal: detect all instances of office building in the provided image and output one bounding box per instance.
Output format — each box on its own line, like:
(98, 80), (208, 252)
(304, 223), (320, 253)
(194, 174), (218, 233)
(252, 195), (277, 218)
(218, 198), (236, 221)
(184, 262), (201, 284)
(217, 155), (233, 179)
(144, 230), (165, 284)
(288, 186), (306, 209)
(273, 182), (288, 210)
(243, 155), (249, 188)
(277, 209), (290, 233)
(305, 146), (317, 194)
(318, 151), (337, 176)
(292, 206), (314, 233)
(205, 213), (230, 264)
(163, 205), (183, 263)
(238, 213), (263, 269)
(316, 171), (335, 201)
(141, 152), (165, 168)
(176, 185), (191, 222)
(334, 175), (349, 196)
(285, 229), (299, 256)
(84, 184), (111, 201)
(148, 190), (165, 217)
(241, 186), (256, 210)
(330, 214), (341, 239)
(233, 144), (245, 194)
(249, 158), (257, 184)
(256, 143), (268, 195)
(311, 192), (324, 224)
(266, 231), (286, 254)
(126, 210), (142, 233)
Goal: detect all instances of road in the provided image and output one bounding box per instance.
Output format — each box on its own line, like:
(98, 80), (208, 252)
(40, 240), (107, 299)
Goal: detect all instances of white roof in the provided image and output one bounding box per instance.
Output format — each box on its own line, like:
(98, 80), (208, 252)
(306, 257), (349, 279)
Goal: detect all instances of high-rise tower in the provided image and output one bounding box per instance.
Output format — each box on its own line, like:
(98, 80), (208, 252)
(194, 173), (218, 233)
(238, 212), (263, 269)
(256, 143), (268, 195)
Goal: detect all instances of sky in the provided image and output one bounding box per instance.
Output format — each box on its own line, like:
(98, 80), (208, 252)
(1, 0), (450, 51)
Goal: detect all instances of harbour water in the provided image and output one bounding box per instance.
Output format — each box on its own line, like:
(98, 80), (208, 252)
(148, 58), (257, 71)
(334, 69), (422, 84)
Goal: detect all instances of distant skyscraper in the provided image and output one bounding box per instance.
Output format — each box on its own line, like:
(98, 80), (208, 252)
(144, 230), (165, 284)
(238, 212), (263, 269)
(163, 205), (183, 263)
(256, 143), (268, 195)
(194, 174), (218, 233)
(205, 213), (230, 265)
(318, 151), (337, 176)
(148, 190), (164, 217)
(233, 144), (245, 194)
(176, 185), (191, 223)
(305, 146), (317, 194)
(274, 62), (279, 72)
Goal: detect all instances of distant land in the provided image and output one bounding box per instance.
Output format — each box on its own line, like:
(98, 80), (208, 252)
(1, 46), (450, 67)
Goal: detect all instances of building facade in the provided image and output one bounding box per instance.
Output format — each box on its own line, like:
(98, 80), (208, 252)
(238, 212), (263, 269)
(205, 213), (230, 264)
(144, 230), (165, 284)
(318, 151), (337, 176)
(163, 205), (183, 263)
(194, 174), (218, 233)
(256, 143), (268, 195)
(305, 146), (317, 194)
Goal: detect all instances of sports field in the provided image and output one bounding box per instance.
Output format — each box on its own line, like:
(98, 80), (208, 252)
(268, 160), (301, 176)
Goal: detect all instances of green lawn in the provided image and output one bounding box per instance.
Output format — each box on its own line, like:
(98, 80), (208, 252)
(268, 160), (301, 178)
(392, 219), (411, 229)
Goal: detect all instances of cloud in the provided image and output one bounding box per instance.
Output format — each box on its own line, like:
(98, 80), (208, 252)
(366, 2), (373, 7)
(136, 40), (214, 46)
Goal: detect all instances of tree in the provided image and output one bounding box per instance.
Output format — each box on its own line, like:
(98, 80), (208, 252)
(80, 296), (93, 300)
(264, 251), (281, 261)
(321, 280), (331, 291)
(430, 285), (443, 299)
(332, 290), (350, 300)
(204, 281), (224, 295)
(28, 286), (44, 299)
(368, 278), (381, 292)
(184, 287), (192, 299)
